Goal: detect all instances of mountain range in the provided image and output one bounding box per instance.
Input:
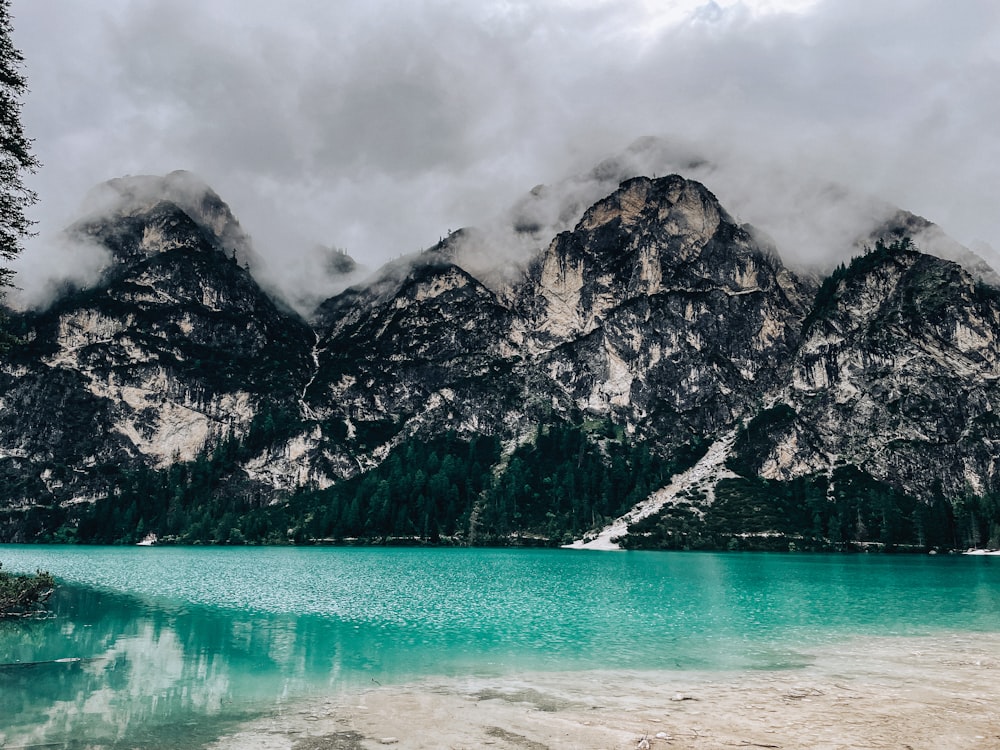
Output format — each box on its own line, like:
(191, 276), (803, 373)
(1, 165), (998, 551)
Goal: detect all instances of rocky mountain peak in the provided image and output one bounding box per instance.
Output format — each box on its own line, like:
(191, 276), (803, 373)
(869, 209), (1000, 287)
(70, 170), (255, 268)
(738, 238), (1000, 500)
(3, 165), (1000, 550)
(523, 175), (799, 349)
(578, 175), (724, 248)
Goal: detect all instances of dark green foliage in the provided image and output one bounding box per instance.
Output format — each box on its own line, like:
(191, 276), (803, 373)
(66, 411), (299, 545)
(286, 421), (693, 547)
(822, 466), (918, 547)
(0, 503), (69, 544)
(35, 419), (707, 548)
(16, 420), (997, 552)
(0, 564), (54, 617)
(19, 406), (297, 546)
(802, 237), (915, 334)
(0, 0), (39, 346)
(726, 403), (798, 477)
(348, 417), (402, 452)
(952, 491), (1000, 550)
(240, 406), (302, 456)
(45, 430), (501, 546)
(0, 0), (39, 262)
(624, 476), (829, 551)
(474, 423), (707, 544)
(294, 432), (501, 543)
(625, 465), (939, 552)
(801, 263), (846, 334)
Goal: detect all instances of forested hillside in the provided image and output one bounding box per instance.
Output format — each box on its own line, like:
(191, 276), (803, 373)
(2, 174), (1000, 550)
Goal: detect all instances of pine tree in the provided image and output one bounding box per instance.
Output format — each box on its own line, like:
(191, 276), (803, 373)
(0, 0), (38, 342)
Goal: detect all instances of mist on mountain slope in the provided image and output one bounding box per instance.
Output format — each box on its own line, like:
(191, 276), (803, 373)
(412, 136), (1000, 300)
(8, 0), (1000, 312)
(7, 139), (999, 316)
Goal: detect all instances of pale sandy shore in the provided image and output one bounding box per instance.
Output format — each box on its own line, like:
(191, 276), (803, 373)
(210, 633), (1000, 750)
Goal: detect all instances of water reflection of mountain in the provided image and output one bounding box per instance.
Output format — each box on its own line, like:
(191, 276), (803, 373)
(0, 584), (369, 749)
(4, 548), (1000, 748)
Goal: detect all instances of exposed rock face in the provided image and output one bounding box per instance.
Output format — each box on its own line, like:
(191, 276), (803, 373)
(0, 182), (312, 506)
(75, 171), (256, 267)
(305, 256), (524, 478)
(748, 243), (1000, 498)
(2, 171), (999, 543)
(520, 176), (811, 448)
(871, 209), (1000, 287)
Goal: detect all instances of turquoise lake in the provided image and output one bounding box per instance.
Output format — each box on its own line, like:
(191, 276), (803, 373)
(1, 546), (999, 748)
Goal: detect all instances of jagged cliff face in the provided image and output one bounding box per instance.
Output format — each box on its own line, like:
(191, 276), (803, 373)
(76, 171), (257, 267)
(300, 257), (524, 479)
(520, 176), (811, 448)
(298, 176), (812, 480)
(0, 181), (313, 506)
(750, 245), (1000, 498)
(2, 170), (999, 543)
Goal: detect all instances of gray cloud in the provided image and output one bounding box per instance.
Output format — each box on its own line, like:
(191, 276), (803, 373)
(12, 233), (111, 310)
(8, 0), (1000, 309)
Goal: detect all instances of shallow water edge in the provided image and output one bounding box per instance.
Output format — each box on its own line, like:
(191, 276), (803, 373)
(1, 547), (999, 748)
(210, 632), (1000, 750)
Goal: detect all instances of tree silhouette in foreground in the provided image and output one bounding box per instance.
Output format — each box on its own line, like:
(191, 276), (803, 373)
(0, 0), (39, 347)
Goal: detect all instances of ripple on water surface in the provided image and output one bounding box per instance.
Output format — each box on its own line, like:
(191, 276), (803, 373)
(1, 547), (999, 748)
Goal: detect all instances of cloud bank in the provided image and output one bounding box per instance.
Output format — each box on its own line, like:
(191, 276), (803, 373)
(8, 0), (1000, 308)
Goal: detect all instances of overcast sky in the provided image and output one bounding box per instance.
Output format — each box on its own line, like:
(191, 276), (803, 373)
(8, 0), (1000, 307)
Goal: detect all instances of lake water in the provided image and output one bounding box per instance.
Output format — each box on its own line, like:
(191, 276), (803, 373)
(1, 546), (999, 748)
